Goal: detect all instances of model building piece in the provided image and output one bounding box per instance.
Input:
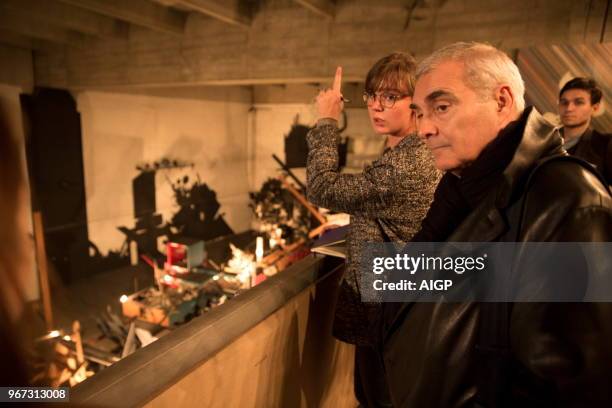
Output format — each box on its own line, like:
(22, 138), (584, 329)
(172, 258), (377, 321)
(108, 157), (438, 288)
(120, 287), (204, 327)
(165, 237), (206, 274)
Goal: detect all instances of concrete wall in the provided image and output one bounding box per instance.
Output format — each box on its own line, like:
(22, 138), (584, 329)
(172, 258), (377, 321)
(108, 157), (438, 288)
(76, 80), (387, 253)
(0, 43), (33, 90)
(76, 87), (253, 254)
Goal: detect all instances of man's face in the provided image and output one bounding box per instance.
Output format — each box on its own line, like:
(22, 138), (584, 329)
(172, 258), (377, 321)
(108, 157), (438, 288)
(367, 89), (414, 137)
(558, 89), (598, 128)
(412, 60), (501, 172)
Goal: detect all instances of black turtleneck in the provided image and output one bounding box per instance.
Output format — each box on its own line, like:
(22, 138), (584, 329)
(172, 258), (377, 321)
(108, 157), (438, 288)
(413, 109), (529, 242)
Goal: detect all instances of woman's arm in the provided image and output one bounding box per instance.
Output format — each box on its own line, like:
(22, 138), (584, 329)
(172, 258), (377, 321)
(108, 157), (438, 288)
(306, 121), (395, 214)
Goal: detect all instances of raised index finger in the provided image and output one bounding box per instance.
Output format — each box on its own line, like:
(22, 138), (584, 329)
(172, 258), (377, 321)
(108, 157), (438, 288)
(332, 66), (342, 93)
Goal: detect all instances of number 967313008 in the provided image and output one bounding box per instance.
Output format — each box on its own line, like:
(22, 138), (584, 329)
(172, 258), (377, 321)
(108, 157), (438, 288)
(2, 387), (69, 402)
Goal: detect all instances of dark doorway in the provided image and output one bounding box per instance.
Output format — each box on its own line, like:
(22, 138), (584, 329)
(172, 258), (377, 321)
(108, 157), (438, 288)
(22, 88), (90, 284)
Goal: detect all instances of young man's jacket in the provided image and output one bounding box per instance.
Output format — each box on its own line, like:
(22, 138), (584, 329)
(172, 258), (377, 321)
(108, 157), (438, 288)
(566, 127), (612, 185)
(383, 107), (612, 407)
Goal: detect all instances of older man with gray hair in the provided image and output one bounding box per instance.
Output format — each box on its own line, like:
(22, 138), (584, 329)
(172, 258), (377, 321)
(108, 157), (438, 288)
(382, 42), (612, 407)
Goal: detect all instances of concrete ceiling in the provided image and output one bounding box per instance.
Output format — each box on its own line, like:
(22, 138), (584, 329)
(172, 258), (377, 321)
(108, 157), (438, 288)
(0, 0), (609, 89)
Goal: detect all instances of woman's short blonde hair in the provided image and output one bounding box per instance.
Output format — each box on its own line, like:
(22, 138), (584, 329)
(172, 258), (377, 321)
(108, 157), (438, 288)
(365, 52), (417, 96)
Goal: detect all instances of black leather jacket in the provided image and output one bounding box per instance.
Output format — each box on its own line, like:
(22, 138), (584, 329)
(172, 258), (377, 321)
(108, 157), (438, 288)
(383, 108), (612, 407)
(567, 127), (612, 185)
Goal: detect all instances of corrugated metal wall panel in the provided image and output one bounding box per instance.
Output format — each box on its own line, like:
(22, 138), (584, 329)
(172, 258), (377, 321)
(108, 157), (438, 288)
(517, 42), (611, 132)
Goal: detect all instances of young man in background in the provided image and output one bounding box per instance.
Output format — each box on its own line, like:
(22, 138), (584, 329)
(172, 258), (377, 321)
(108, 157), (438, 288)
(558, 77), (611, 184)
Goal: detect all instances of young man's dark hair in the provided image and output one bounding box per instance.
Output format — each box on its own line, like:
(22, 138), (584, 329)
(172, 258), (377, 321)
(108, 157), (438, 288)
(559, 77), (603, 105)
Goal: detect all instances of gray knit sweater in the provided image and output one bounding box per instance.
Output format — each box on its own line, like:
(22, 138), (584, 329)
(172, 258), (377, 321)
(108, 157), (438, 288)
(307, 120), (440, 345)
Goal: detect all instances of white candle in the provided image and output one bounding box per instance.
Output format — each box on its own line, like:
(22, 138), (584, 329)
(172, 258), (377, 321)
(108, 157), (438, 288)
(255, 236), (264, 262)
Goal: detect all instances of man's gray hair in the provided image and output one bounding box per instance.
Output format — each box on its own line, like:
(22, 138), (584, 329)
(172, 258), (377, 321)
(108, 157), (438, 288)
(416, 42), (526, 112)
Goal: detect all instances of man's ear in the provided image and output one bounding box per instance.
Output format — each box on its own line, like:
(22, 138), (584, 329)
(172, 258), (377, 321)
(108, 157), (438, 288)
(495, 85), (515, 113)
(592, 102), (601, 114)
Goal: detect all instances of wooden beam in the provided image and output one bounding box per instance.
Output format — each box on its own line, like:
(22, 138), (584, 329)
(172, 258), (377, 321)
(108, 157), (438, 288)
(0, 30), (34, 51)
(0, 29), (61, 52)
(0, 0), (129, 40)
(33, 212), (54, 331)
(293, 0), (335, 19)
(173, 0), (251, 28)
(281, 177), (326, 225)
(0, 10), (94, 48)
(56, 0), (186, 36)
(67, 75), (364, 90)
(0, 30), (38, 51)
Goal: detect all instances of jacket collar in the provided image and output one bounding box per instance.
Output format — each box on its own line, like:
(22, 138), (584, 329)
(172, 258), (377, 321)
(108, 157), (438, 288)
(447, 107), (563, 242)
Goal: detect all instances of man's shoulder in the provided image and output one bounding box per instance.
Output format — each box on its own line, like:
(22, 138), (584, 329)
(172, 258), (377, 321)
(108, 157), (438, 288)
(590, 129), (612, 148)
(525, 156), (611, 209)
(591, 128), (612, 138)
(516, 156), (611, 241)
(577, 128), (612, 149)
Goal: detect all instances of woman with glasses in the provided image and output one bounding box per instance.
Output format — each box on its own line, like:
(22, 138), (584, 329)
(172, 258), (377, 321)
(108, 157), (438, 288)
(306, 53), (440, 407)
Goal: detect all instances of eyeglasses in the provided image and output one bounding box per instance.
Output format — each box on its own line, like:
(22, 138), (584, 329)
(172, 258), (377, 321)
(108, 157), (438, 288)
(362, 92), (409, 109)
